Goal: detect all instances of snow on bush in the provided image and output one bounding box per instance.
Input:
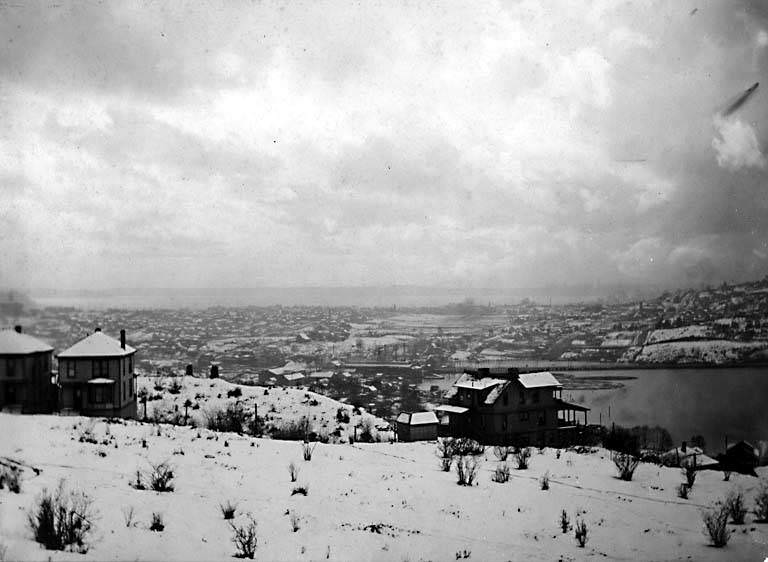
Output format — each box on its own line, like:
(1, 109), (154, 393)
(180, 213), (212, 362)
(230, 513), (258, 559)
(702, 502), (730, 547)
(27, 480), (96, 553)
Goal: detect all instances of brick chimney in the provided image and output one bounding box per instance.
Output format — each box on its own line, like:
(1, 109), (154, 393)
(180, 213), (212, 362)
(14, 325), (21, 334)
(120, 329), (126, 349)
(681, 441), (687, 453)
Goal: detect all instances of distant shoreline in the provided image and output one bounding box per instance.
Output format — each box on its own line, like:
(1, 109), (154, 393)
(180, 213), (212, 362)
(450, 361), (768, 372)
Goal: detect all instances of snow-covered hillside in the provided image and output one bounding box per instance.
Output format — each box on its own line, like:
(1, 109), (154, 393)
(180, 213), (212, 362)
(1, 414), (767, 561)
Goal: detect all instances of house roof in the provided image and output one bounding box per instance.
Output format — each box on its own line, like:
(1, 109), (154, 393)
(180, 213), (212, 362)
(484, 382), (511, 405)
(518, 371), (562, 389)
(434, 405), (469, 414)
(283, 373), (305, 381)
(453, 373), (505, 390)
(553, 398), (590, 411)
(397, 411), (438, 425)
(0, 329), (53, 355)
(58, 331), (135, 358)
(87, 378), (115, 384)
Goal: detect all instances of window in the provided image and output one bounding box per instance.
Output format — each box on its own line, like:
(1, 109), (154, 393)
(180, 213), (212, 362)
(519, 411), (529, 421)
(533, 390), (540, 403)
(91, 386), (105, 404)
(519, 390), (525, 404)
(128, 356), (133, 374)
(502, 418), (508, 431)
(538, 410), (546, 426)
(93, 360), (109, 379)
(503, 390), (509, 406)
(7, 359), (15, 378)
(66, 361), (76, 378)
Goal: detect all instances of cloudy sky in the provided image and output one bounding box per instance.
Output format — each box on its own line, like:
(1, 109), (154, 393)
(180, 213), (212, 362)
(2, 1), (768, 291)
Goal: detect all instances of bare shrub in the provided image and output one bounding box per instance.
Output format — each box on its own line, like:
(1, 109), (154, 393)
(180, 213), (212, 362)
(436, 438), (455, 459)
(289, 512), (300, 532)
(682, 463), (697, 488)
(220, 500), (238, 520)
(723, 470), (731, 482)
(754, 481), (768, 522)
(121, 505), (135, 527)
(702, 502), (730, 547)
(149, 512), (165, 532)
(230, 514), (258, 559)
(439, 457), (453, 472)
(0, 466), (21, 493)
(677, 483), (689, 499)
(27, 480), (96, 553)
(514, 447), (531, 470)
(725, 490), (747, 524)
(147, 461), (175, 492)
(288, 461), (300, 482)
(493, 445), (514, 461)
(453, 438), (484, 456)
(270, 417), (310, 441)
(491, 462), (510, 483)
(455, 456), (479, 486)
(540, 471), (550, 490)
(303, 441), (317, 461)
(168, 379), (182, 394)
(574, 518), (588, 547)
(613, 452), (639, 481)
(559, 509), (571, 533)
(205, 403), (249, 434)
(291, 485), (309, 496)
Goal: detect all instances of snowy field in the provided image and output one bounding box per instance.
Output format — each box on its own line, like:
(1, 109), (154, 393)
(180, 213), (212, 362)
(0, 380), (767, 561)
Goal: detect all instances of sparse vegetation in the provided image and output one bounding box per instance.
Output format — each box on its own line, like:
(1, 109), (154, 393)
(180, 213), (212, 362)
(574, 518), (588, 547)
(491, 462), (510, 483)
(436, 438), (455, 459)
(303, 441), (317, 461)
(702, 502), (730, 547)
(220, 500), (238, 520)
(559, 509), (571, 533)
(613, 452), (640, 481)
(270, 417), (310, 441)
(132, 461), (175, 492)
(168, 378), (182, 394)
(540, 471), (550, 490)
(453, 438), (484, 457)
(288, 461), (300, 482)
(292, 485), (309, 496)
(205, 403), (249, 434)
(121, 505), (135, 527)
(677, 483), (689, 499)
(725, 490), (747, 524)
(289, 511), (301, 532)
(230, 514), (258, 559)
(493, 445), (514, 461)
(754, 481), (768, 522)
(682, 460), (697, 488)
(227, 386), (243, 398)
(27, 480), (96, 553)
(439, 456), (453, 472)
(0, 466), (22, 493)
(150, 512), (165, 532)
(514, 447), (531, 470)
(723, 470), (731, 482)
(455, 456), (479, 486)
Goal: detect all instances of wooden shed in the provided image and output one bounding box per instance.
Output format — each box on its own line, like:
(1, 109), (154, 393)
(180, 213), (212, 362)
(396, 411), (439, 442)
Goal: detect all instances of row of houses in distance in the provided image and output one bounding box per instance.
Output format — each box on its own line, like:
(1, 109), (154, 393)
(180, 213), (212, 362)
(0, 326), (137, 418)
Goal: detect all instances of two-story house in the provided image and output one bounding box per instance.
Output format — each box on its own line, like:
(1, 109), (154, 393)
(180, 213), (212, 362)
(57, 328), (137, 418)
(436, 368), (589, 447)
(0, 326), (57, 413)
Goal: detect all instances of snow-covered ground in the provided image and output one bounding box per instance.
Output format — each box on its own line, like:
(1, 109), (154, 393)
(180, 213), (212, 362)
(635, 340), (767, 364)
(1, 413), (767, 561)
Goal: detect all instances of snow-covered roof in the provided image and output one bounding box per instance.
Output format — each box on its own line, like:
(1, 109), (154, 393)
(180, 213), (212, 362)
(87, 378), (115, 384)
(518, 372), (561, 389)
(0, 329), (53, 355)
(58, 331), (135, 358)
(484, 382), (511, 405)
(453, 373), (505, 390)
(283, 373), (305, 381)
(434, 405), (469, 414)
(396, 411), (438, 425)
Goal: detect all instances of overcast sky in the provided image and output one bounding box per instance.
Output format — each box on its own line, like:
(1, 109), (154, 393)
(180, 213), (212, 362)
(2, 1), (768, 291)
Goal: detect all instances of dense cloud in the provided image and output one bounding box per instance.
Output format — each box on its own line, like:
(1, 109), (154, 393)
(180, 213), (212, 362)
(2, 0), (768, 290)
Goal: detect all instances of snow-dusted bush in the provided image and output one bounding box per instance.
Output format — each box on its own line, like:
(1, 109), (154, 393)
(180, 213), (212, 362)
(291, 484), (309, 496)
(613, 452), (639, 481)
(702, 502), (730, 547)
(436, 438), (455, 459)
(289, 512), (300, 532)
(682, 462), (697, 488)
(559, 509), (571, 533)
(677, 483), (689, 499)
(230, 514), (258, 559)
(455, 456), (479, 486)
(755, 481), (768, 521)
(540, 471), (550, 490)
(439, 456), (453, 472)
(205, 403), (249, 434)
(0, 466), (21, 493)
(493, 445), (514, 461)
(491, 462), (510, 483)
(220, 500), (238, 520)
(27, 480), (96, 553)
(723, 470), (731, 481)
(121, 505), (135, 527)
(270, 418), (310, 441)
(574, 518), (588, 547)
(725, 490), (747, 524)
(150, 512), (165, 532)
(288, 461), (300, 482)
(514, 447), (531, 470)
(453, 438), (484, 456)
(303, 441), (317, 461)
(132, 461), (175, 492)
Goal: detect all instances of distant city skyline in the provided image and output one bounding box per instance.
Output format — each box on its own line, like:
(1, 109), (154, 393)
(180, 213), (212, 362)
(2, 2), (768, 291)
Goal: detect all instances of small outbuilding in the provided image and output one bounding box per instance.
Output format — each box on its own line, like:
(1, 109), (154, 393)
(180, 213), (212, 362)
(396, 411), (439, 442)
(719, 440), (760, 476)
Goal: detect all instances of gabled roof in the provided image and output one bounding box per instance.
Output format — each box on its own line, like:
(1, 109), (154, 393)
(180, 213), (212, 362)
(453, 373), (505, 390)
(518, 371), (562, 389)
(58, 331), (135, 358)
(484, 382), (511, 405)
(0, 329), (53, 354)
(396, 411), (438, 425)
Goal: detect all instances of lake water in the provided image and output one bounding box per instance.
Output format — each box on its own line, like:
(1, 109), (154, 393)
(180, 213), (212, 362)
(421, 367), (768, 455)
